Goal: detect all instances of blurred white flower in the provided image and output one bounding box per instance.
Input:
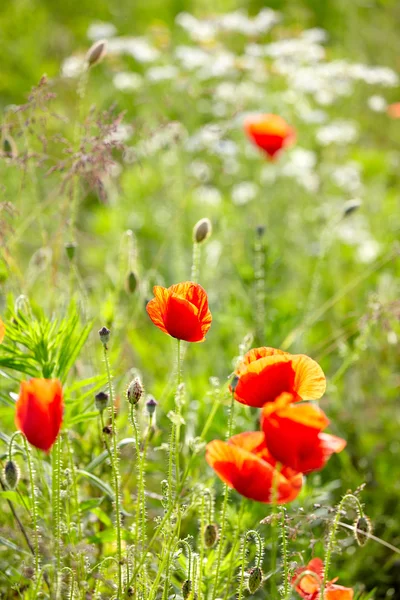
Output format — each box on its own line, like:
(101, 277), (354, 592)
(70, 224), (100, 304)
(87, 22), (117, 41)
(316, 121), (358, 146)
(146, 65), (179, 82)
(105, 124), (133, 143)
(231, 182), (258, 205)
(61, 56), (86, 78)
(175, 46), (210, 70)
(280, 148), (319, 193)
(189, 160), (212, 183)
(113, 72), (143, 91)
(368, 95), (387, 112)
(176, 13), (217, 41)
(330, 163), (363, 194)
(357, 239), (380, 263)
(194, 186), (222, 206)
(108, 37), (159, 62)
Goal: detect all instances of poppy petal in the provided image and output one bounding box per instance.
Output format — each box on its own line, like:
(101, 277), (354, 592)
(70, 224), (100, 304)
(291, 354), (326, 400)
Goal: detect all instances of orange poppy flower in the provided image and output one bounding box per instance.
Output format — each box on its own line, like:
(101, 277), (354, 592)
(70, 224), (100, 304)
(146, 281), (212, 342)
(0, 319), (5, 344)
(387, 102), (400, 119)
(292, 558), (354, 600)
(232, 347), (326, 408)
(261, 393), (346, 473)
(206, 431), (303, 504)
(15, 378), (64, 452)
(244, 114), (295, 159)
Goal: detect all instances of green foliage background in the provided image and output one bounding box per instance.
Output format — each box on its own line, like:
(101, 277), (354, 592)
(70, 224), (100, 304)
(0, 0), (399, 598)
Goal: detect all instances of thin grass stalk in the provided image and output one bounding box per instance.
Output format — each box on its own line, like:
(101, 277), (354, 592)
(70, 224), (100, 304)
(18, 435), (40, 580)
(211, 391), (235, 600)
(237, 530), (263, 600)
(280, 508), (290, 600)
(103, 345), (123, 597)
(52, 436), (62, 595)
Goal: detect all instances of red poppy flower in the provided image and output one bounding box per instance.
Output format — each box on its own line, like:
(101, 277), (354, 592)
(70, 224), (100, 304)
(292, 558), (354, 600)
(206, 431), (303, 504)
(387, 102), (400, 119)
(146, 281), (212, 342)
(261, 393), (346, 473)
(0, 319), (5, 344)
(244, 114), (295, 159)
(232, 347), (326, 408)
(15, 378), (64, 452)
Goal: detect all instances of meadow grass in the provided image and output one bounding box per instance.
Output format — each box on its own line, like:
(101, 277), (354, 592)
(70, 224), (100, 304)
(0, 4), (399, 599)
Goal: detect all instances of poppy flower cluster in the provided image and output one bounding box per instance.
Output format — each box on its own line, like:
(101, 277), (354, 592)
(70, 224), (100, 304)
(206, 347), (346, 504)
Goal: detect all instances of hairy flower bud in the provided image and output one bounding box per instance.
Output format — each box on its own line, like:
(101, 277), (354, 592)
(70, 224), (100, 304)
(182, 579), (192, 599)
(65, 241), (77, 261)
(204, 523), (218, 548)
(125, 271), (138, 294)
(98, 326), (110, 345)
(86, 39), (108, 67)
(354, 515), (372, 546)
(193, 218), (212, 244)
(127, 378), (143, 405)
(95, 391), (109, 412)
(146, 396), (157, 416)
(248, 566), (263, 593)
(4, 460), (19, 489)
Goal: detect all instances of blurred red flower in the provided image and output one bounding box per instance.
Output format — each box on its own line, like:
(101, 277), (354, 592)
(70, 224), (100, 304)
(292, 557), (354, 600)
(387, 102), (400, 119)
(244, 113), (295, 159)
(232, 347), (326, 408)
(146, 281), (212, 342)
(15, 378), (64, 452)
(0, 318), (5, 344)
(261, 393), (346, 473)
(206, 431), (302, 503)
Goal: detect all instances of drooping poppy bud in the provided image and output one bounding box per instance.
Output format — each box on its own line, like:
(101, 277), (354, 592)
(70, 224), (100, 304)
(248, 566), (263, 593)
(125, 271), (138, 294)
(4, 460), (20, 489)
(354, 515), (372, 547)
(203, 523), (218, 548)
(15, 378), (64, 453)
(182, 579), (192, 599)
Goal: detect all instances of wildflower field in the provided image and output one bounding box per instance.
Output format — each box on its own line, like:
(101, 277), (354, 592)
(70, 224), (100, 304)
(0, 1), (400, 598)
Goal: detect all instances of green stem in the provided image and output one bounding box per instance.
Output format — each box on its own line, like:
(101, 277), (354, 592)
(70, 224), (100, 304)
(270, 464), (281, 596)
(52, 436), (62, 594)
(211, 392), (235, 600)
(103, 346), (123, 597)
(322, 493), (364, 597)
(175, 339), (182, 491)
(281, 508), (290, 600)
(22, 437), (40, 581)
(191, 241), (201, 282)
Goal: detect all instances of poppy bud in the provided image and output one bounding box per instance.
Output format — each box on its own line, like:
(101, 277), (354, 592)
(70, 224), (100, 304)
(230, 375), (239, 393)
(99, 326), (110, 345)
(354, 515), (372, 547)
(204, 523), (218, 548)
(182, 579), (192, 599)
(65, 241), (77, 261)
(2, 134), (18, 159)
(248, 566), (263, 593)
(86, 39), (108, 67)
(103, 425), (112, 435)
(127, 378), (143, 405)
(193, 218), (212, 244)
(126, 271), (138, 294)
(343, 199), (362, 218)
(146, 396), (157, 416)
(4, 460), (20, 489)
(95, 391), (109, 412)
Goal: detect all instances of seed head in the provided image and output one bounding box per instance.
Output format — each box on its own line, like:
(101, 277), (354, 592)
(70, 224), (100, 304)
(86, 39), (108, 67)
(4, 460), (20, 489)
(248, 566), (263, 594)
(98, 326), (110, 345)
(193, 218), (212, 244)
(204, 523), (218, 548)
(95, 391), (109, 412)
(126, 377), (143, 405)
(354, 515), (372, 546)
